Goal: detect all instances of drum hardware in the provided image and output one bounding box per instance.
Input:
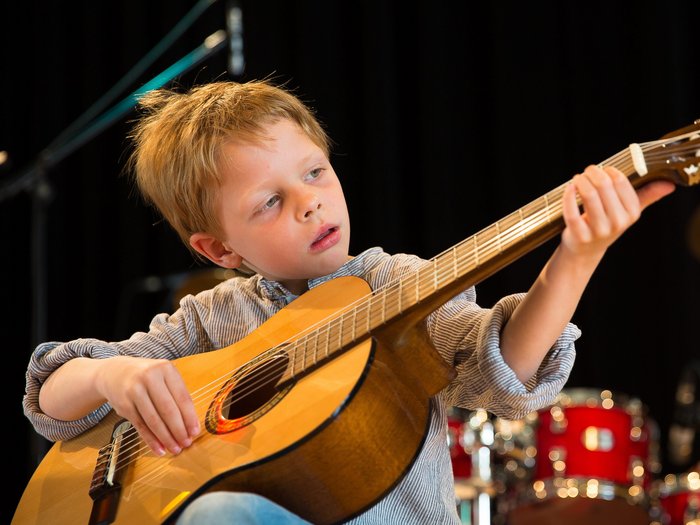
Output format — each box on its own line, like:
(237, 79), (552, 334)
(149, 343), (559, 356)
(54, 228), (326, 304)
(448, 387), (693, 524)
(493, 388), (659, 525)
(649, 471), (700, 525)
(448, 408), (499, 524)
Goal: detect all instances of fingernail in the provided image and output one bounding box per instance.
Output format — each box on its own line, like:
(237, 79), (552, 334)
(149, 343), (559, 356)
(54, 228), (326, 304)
(190, 423), (200, 436)
(183, 438), (192, 448)
(155, 445), (166, 456)
(171, 445), (182, 455)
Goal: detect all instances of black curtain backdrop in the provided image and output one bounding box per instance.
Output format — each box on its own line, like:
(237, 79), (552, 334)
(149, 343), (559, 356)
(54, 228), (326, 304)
(2, 1), (699, 520)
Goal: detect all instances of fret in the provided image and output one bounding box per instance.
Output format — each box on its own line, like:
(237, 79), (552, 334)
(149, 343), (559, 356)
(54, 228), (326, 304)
(542, 193), (552, 223)
(289, 340), (297, 378)
(381, 289), (387, 324)
(495, 220), (503, 253)
(397, 280), (403, 315)
(366, 298), (372, 333)
(476, 230), (492, 264)
(351, 307), (357, 342)
(337, 317), (344, 350)
(517, 207), (526, 240)
(452, 245), (458, 279)
(313, 330), (321, 365)
(310, 332), (318, 366)
(413, 267), (423, 304)
(433, 257), (439, 294)
(367, 293), (382, 331)
(301, 333), (308, 372)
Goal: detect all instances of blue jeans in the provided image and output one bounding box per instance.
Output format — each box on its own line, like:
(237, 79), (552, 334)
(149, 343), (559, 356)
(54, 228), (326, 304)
(175, 492), (313, 525)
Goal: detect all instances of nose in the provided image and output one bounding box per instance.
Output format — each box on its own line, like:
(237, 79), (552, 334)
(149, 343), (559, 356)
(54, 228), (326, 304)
(297, 190), (322, 220)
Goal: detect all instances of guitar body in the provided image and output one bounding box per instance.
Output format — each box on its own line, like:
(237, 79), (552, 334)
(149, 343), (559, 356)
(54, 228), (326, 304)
(13, 276), (452, 525)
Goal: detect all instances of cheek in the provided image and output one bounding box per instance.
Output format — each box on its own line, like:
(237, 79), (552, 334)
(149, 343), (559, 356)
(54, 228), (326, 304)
(327, 187), (347, 211)
(250, 220), (296, 254)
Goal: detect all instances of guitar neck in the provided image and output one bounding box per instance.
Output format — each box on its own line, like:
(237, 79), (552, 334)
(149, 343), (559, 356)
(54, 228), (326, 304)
(281, 128), (700, 382)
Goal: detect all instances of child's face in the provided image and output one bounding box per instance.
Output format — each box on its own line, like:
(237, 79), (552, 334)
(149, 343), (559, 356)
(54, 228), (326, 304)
(213, 119), (351, 294)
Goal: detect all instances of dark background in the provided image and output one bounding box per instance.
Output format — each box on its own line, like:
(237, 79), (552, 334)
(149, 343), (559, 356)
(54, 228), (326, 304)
(3, 1), (699, 521)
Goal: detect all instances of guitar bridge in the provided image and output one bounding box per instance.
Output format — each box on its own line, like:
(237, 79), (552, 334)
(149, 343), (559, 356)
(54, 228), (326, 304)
(88, 420), (135, 524)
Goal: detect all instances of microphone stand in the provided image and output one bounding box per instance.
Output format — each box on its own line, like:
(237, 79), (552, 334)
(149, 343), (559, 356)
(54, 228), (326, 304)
(1, 29), (227, 469)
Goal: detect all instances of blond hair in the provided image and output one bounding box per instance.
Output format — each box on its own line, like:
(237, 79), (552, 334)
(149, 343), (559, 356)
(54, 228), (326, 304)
(128, 80), (330, 252)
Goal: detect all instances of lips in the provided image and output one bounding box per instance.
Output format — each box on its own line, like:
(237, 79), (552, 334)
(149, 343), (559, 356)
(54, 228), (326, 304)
(310, 226), (340, 252)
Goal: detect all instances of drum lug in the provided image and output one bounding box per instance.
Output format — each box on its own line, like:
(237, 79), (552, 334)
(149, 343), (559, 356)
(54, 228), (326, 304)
(548, 446), (567, 478)
(549, 405), (567, 434)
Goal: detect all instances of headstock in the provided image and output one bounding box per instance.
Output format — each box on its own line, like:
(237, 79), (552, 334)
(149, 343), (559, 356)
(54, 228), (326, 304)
(643, 120), (700, 187)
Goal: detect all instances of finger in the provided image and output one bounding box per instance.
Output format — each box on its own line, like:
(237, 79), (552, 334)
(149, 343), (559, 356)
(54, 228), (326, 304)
(144, 373), (192, 453)
(587, 166), (636, 231)
(129, 414), (167, 457)
(637, 180), (676, 210)
(562, 178), (591, 242)
(575, 169), (610, 236)
(114, 398), (167, 456)
(162, 365), (200, 441)
(135, 387), (183, 455)
(605, 166), (641, 221)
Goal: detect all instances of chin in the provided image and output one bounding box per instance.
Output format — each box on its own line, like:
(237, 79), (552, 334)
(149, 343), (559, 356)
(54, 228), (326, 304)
(316, 253), (349, 277)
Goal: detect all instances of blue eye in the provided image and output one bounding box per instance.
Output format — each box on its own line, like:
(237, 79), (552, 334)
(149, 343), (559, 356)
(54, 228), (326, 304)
(305, 168), (323, 181)
(261, 195), (280, 211)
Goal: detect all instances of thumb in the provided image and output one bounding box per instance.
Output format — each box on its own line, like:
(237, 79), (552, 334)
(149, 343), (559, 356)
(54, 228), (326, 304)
(637, 180), (676, 211)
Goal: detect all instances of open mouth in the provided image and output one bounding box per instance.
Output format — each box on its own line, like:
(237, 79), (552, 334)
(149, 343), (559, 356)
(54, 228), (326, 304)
(314, 227), (337, 243)
(311, 226), (340, 250)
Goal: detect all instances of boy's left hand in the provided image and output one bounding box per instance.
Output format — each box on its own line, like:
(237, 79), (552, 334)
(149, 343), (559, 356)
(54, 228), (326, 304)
(561, 165), (675, 258)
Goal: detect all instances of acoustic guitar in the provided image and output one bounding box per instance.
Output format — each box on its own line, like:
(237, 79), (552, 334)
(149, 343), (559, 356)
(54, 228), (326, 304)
(12, 122), (700, 525)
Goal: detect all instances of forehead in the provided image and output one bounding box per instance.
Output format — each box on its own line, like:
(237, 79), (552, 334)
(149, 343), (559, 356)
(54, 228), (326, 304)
(218, 120), (321, 187)
(223, 119), (318, 162)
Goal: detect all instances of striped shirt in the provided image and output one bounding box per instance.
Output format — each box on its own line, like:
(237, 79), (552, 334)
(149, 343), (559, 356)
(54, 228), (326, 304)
(23, 247), (579, 524)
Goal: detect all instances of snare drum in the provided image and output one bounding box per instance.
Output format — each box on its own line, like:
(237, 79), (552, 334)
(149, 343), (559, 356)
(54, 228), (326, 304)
(497, 388), (660, 525)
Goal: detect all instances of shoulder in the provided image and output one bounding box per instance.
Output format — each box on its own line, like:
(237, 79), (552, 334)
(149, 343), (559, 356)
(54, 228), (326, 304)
(352, 247), (428, 289)
(178, 273), (266, 313)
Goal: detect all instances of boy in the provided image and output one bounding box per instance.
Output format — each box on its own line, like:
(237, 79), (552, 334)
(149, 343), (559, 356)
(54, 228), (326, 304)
(23, 80), (674, 524)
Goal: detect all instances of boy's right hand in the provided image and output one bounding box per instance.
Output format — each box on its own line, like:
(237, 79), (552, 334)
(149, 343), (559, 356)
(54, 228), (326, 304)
(96, 356), (200, 456)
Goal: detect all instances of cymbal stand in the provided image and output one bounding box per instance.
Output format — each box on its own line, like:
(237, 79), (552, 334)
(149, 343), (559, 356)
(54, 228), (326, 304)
(456, 409), (497, 525)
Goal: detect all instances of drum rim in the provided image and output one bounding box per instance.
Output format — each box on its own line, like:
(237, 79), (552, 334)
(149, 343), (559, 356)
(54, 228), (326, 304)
(654, 471), (700, 497)
(554, 387), (648, 416)
(516, 475), (649, 506)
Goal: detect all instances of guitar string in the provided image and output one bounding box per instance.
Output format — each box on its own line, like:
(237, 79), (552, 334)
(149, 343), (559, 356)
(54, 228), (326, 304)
(103, 187), (574, 480)
(100, 139), (656, 478)
(104, 207), (568, 489)
(108, 137), (690, 487)
(102, 135), (697, 485)
(124, 130), (696, 444)
(104, 177), (591, 478)
(100, 140), (645, 475)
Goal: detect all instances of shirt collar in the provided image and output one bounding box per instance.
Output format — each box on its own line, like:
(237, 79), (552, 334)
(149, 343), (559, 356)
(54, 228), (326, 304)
(255, 247), (384, 303)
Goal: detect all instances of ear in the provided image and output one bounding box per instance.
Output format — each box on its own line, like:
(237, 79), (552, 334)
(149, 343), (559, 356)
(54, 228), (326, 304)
(189, 232), (243, 269)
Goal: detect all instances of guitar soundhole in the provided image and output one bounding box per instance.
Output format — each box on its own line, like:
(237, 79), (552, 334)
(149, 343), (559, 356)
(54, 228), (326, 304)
(225, 353), (289, 420)
(206, 351), (294, 434)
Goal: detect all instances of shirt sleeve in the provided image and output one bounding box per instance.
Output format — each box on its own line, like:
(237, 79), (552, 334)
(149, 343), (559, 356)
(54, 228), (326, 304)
(22, 289), (224, 442)
(428, 291), (580, 419)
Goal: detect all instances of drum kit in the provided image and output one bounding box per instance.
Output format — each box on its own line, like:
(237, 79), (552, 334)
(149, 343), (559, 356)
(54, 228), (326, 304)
(447, 388), (700, 525)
